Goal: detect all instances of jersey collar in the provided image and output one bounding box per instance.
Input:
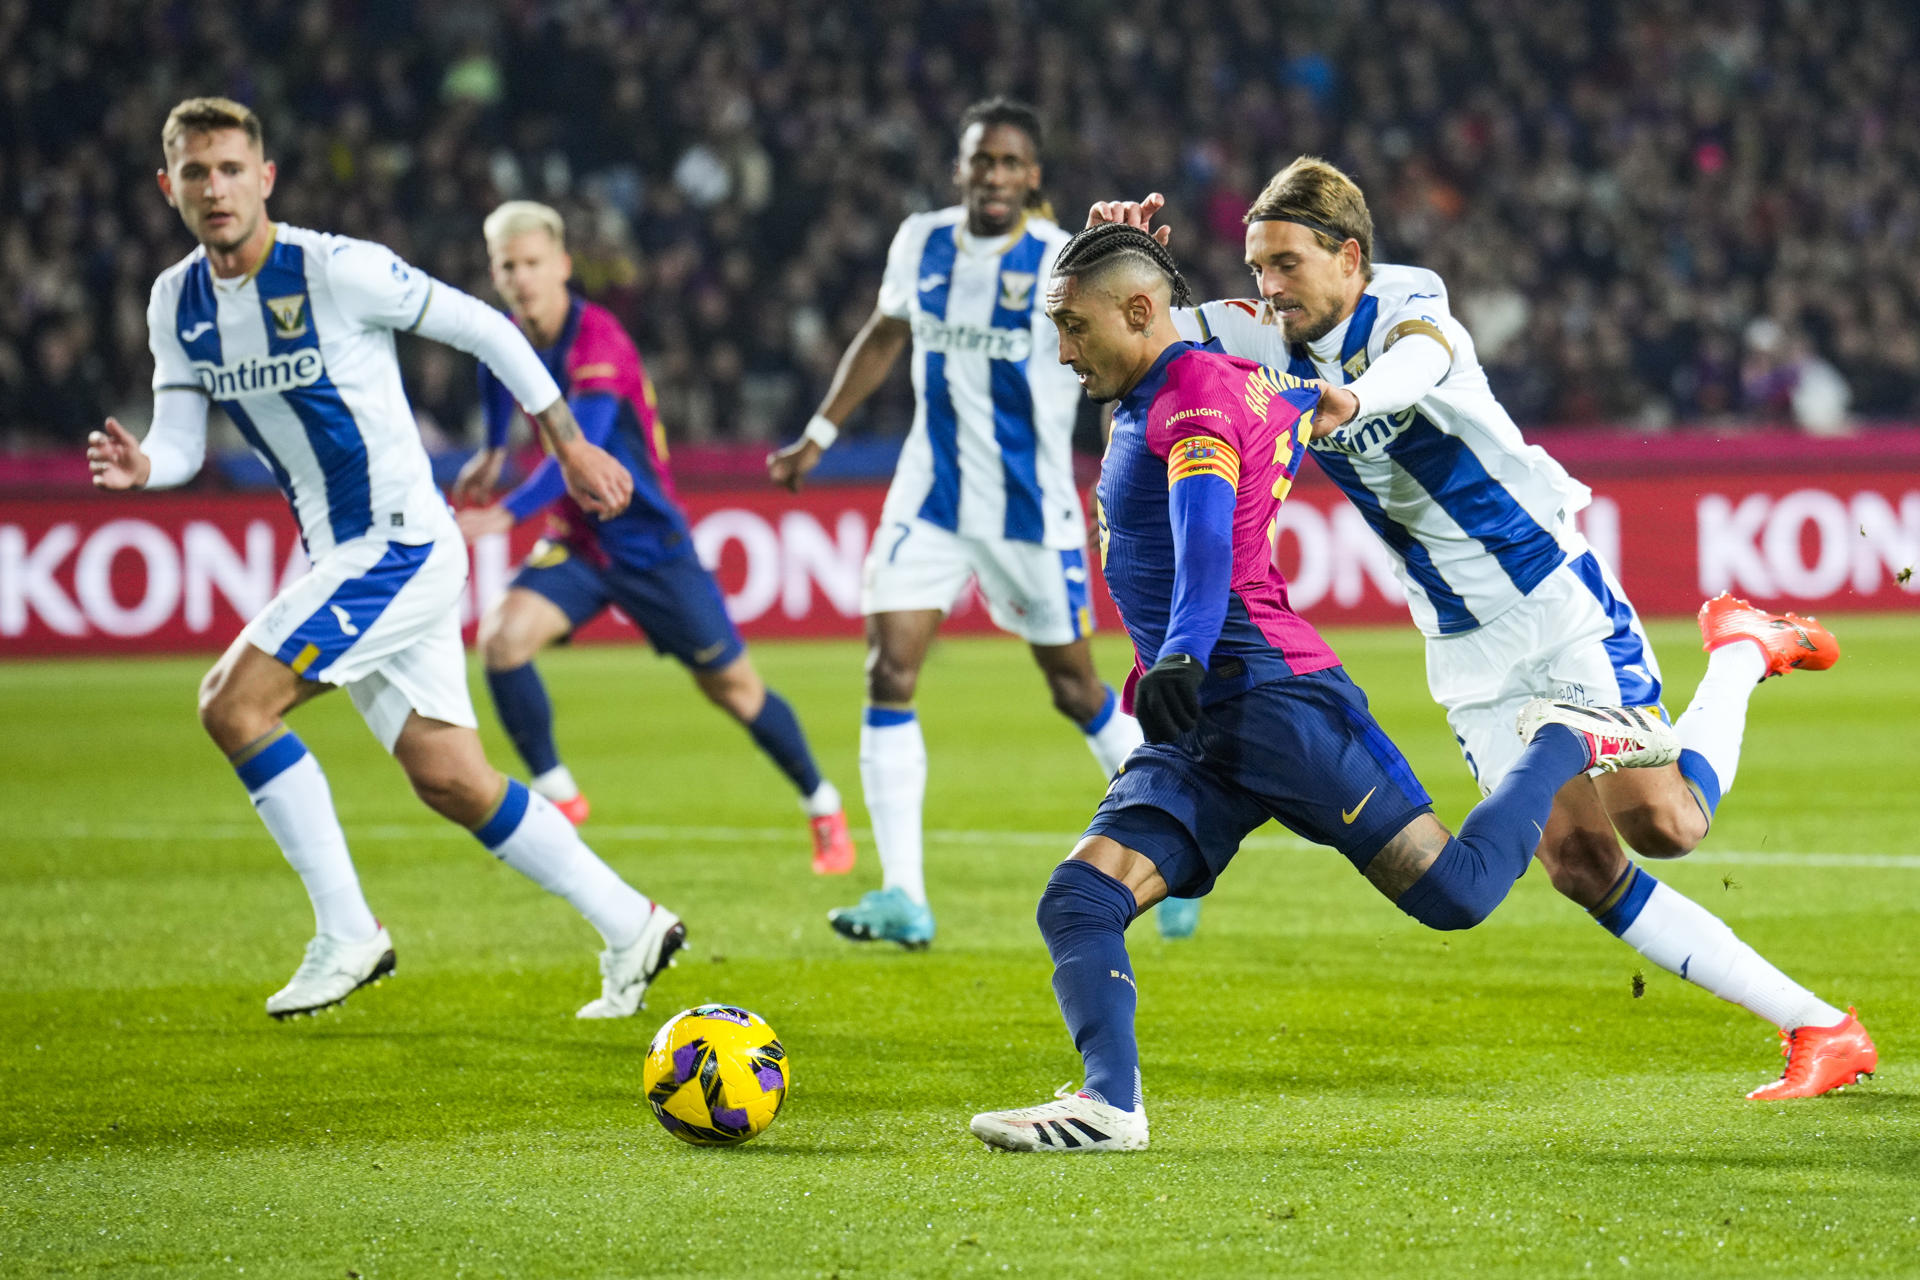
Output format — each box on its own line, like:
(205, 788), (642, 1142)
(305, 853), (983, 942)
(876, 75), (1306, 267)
(1118, 340), (1193, 417)
(955, 212), (1030, 256)
(210, 222), (279, 291)
(1297, 292), (1379, 384)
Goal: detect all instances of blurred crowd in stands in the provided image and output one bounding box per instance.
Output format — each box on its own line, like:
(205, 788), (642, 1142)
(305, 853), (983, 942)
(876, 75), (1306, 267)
(3, 0), (1917, 456)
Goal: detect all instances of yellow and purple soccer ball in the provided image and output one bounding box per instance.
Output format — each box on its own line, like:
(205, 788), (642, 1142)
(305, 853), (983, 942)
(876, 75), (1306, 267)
(642, 1004), (789, 1146)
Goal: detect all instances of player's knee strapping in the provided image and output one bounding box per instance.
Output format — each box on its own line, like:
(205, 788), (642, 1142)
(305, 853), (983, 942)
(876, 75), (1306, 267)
(1395, 723), (1590, 931)
(1037, 859), (1143, 1110)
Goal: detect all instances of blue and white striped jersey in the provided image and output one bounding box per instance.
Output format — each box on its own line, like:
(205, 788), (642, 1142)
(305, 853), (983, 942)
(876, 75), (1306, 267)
(1175, 266), (1592, 637)
(876, 207), (1085, 549)
(147, 225), (464, 560)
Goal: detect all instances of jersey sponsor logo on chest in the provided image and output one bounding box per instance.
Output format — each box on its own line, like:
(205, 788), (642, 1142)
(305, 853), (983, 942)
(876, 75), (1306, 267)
(193, 348), (326, 398)
(1312, 406), (1416, 457)
(265, 293), (310, 340)
(911, 313), (1033, 361)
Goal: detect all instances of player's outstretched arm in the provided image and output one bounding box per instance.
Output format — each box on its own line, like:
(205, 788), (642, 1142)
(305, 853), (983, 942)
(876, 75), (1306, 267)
(768, 308), (910, 493)
(87, 388), (210, 491)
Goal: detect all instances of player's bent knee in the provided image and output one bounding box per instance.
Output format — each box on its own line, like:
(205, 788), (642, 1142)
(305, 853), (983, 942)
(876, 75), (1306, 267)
(865, 654), (919, 705)
(478, 609), (540, 672)
(1393, 842), (1508, 931)
(1538, 829), (1628, 907)
(1612, 804), (1701, 860)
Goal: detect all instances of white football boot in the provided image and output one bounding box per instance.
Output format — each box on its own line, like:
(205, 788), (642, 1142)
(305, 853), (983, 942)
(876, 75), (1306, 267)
(576, 904), (686, 1019)
(1516, 699), (1681, 773)
(265, 927), (396, 1019)
(970, 1089), (1149, 1153)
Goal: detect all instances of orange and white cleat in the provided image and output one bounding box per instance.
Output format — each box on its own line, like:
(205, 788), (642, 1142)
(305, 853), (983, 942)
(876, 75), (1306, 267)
(1698, 592), (1840, 680)
(809, 808), (856, 875)
(552, 792), (591, 827)
(1746, 1009), (1877, 1100)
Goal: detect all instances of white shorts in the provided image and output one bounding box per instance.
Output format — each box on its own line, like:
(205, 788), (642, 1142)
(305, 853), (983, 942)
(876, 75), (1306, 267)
(1426, 551), (1665, 794)
(241, 533), (477, 752)
(861, 517), (1094, 646)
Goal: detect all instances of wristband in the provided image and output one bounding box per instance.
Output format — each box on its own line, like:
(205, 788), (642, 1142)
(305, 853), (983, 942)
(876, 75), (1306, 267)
(803, 414), (840, 450)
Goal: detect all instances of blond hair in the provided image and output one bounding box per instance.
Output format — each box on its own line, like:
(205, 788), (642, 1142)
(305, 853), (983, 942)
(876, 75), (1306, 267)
(1245, 157), (1374, 278)
(162, 97), (263, 156)
(484, 201), (566, 250)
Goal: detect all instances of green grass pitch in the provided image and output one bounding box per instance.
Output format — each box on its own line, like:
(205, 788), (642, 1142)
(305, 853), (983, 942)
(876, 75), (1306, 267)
(3, 617), (1918, 1278)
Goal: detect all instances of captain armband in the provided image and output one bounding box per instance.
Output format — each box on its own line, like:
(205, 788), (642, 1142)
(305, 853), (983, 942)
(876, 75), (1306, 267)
(1382, 317), (1454, 362)
(1165, 435), (1241, 488)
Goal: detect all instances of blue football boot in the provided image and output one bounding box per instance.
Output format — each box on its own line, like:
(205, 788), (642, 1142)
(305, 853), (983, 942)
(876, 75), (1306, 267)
(1156, 896), (1201, 939)
(828, 886), (935, 950)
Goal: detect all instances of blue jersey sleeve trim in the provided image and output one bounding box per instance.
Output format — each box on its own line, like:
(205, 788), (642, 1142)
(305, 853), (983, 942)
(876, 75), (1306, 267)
(1160, 471), (1236, 664)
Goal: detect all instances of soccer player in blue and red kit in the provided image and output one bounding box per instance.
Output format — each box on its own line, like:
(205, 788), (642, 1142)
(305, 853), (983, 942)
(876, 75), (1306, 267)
(454, 202), (855, 872)
(969, 225), (1683, 1152)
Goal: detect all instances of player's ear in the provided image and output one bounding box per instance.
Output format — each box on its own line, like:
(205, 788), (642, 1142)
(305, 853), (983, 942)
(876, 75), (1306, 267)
(259, 159), (276, 200)
(562, 250), (574, 283)
(155, 168), (175, 207)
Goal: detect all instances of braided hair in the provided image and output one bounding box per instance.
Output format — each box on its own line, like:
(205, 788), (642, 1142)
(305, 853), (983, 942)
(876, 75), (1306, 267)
(1050, 223), (1194, 308)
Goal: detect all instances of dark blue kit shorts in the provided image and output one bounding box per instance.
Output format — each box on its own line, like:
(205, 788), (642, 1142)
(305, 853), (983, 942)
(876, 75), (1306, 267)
(511, 542), (745, 671)
(1083, 666), (1434, 898)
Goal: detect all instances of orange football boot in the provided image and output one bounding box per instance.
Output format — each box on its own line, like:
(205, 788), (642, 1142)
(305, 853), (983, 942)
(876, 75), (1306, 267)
(552, 792), (591, 826)
(810, 808), (856, 875)
(1698, 592), (1840, 679)
(1746, 1009), (1877, 1100)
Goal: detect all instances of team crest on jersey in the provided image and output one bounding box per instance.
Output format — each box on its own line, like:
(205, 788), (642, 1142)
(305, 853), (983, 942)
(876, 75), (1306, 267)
(265, 294), (310, 340)
(1342, 349), (1370, 380)
(998, 271), (1037, 311)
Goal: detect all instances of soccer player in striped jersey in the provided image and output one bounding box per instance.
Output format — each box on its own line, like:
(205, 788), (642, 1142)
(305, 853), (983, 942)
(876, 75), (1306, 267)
(1090, 161), (1874, 1099)
(451, 202), (854, 875)
(85, 99), (685, 1021)
(767, 99), (1145, 948)
(970, 225), (1679, 1152)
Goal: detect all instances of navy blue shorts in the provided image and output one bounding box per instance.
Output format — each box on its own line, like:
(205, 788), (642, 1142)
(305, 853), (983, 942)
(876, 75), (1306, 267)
(511, 542), (746, 671)
(1083, 667), (1433, 898)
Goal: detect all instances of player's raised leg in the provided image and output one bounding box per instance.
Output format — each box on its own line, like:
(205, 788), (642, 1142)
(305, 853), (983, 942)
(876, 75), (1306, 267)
(477, 585), (587, 822)
(389, 713), (683, 1018)
(830, 608), (942, 948)
(199, 638), (393, 1020)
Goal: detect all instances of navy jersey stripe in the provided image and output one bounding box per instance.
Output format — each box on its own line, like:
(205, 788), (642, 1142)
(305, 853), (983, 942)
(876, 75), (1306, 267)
(1383, 417), (1566, 595)
(989, 231), (1047, 542)
(1310, 449), (1478, 633)
(915, 226), (962, 531)
(1565, 552), (1661, 706)
(255, 241), (374, 544)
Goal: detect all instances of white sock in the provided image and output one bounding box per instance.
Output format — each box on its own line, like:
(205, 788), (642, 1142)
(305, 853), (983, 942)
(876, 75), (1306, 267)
(860, 711), (928, 904)
(481, 782), (652, 949)
(1673, 643), (1768, 808)
(802, 779), (843, 819)
(1082, 687), (1145, 780)
(530, 764), (580, 803)
(1619, 879), (1847, 1030)
(246, 750), (380, 943)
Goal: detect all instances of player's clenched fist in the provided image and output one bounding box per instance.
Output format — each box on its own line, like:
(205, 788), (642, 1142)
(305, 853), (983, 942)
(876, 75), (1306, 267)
(556, 438), (633, 518)
(1133, 652), (1205, 742)
(86, 418), (151, 490)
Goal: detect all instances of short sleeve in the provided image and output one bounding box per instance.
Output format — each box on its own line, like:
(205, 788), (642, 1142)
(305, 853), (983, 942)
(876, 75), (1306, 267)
(147, 280), (202, 394)
(874, 217), (924, 320)
(323, 236), (438, 332)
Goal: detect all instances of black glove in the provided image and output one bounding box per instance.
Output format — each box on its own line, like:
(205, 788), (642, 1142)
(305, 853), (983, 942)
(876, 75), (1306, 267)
(1134, 653), (1205, 743)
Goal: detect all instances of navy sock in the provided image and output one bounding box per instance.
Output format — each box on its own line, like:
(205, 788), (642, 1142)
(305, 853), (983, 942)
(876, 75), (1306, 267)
(746, 690), (822, 797)
(486, 663), (560, 777)
(1396, 723), (1589, 930)
(1037, 860), (1143, 1111)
